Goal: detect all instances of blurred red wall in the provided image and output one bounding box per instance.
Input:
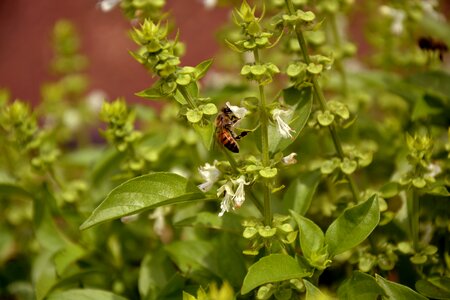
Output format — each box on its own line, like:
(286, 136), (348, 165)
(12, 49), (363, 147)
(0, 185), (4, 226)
(0, 0), (229, 104)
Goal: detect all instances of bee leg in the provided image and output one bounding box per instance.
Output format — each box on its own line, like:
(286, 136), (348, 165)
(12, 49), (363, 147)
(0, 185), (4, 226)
(234, 131), (249, 140)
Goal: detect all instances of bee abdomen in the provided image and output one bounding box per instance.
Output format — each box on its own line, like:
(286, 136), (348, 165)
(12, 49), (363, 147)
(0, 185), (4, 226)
(220, 133), (239, 153)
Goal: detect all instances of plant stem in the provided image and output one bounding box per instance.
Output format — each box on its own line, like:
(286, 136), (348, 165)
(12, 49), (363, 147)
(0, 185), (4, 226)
(284, 0), (360, 202)
(253, 49), (272, 226)
(408, 189), (420, 251)
(329, 13), (348, 96)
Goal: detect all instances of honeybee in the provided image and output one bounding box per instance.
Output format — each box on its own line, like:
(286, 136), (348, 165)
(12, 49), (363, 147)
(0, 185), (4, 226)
(215, 106), (248, 153)
(418, 36), (448, 61)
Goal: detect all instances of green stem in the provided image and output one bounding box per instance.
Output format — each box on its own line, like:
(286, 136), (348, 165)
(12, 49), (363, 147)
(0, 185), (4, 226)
(285, 0), (360, 203)
(329, 13), (348, 96)
(408, 189), (420, 251)
(253, 49), (272, 226)
(177, 85), (197, 109)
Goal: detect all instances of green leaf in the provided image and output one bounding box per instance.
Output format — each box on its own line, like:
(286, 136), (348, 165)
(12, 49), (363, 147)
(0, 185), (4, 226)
(325, 195), (380, 256)
(306, 63), (323, 74)
(282, 171), (321, 215)
(379, 182), (400, 198)
(46, 289), (128, 300)
(416, 277), (450, 299)
(268, 87), (313, 153)
(241, 254), (311, 294)
(80, 173), (207, 230)
(192, 122), (214, 150)
(304, 280), (327, 300)
(0, 182), (33, 200)
(139, 250), (177, 299)
(136, 85), (164, 99)
(291, 211), (326, 266)
(53, 243), (86, 276)
(194, 59), (213, 80)
(337, 272), (385, 300)
(376, 274), (427, 300)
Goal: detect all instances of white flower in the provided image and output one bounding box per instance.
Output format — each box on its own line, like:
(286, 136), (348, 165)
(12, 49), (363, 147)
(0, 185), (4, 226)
(98, 0), (121, 12)
(379, 5), (405, 35)
(86, 90), (106, 113)
(282, 152), (298, 165)
(226, 102), (247, 119)
(272, 108), (295, 139)
(201, 0), (217, 10)
(427, 163), (441, 178)
(420, 0), (445, 21)
(217, 181), (235, 217)
(198, 161), (221, 192)
(217, 176), (250, 217)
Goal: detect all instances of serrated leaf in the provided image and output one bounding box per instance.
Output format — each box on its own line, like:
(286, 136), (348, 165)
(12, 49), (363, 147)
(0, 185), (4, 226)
(325, 195), (380, 256)
(337, 272), (385, 300)
(268, 87), (313, 153)
(241, 254), (310, 294)
(80, 173), (207, 230)
(46, 289), (128, 300)
(376, 274), (427, 300)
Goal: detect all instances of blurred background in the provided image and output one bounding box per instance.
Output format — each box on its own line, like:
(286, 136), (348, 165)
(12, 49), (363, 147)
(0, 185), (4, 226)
(0, 0), (231, 104)
(0, 0), (448, 105)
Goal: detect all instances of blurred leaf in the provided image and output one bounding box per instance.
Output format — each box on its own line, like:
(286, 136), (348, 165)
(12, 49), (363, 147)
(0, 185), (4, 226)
(325, 195), (380, 256)
(165, 240), (217, 283)
(192, 122), (214, 150)
(0, 182), (33, 200)
(337, 272), (385, 300)
(46, 289), (128, 300)
(241, 254), (310, 294)
(80, 172), (208, 230)
(268, 86), (313, 153)
(375, 274), (427, 300)
(304, 280), (328, 300)
(90, 148), (124, 185)
(174, 211), (243, 233)
(139, 249), (177, 300)
(416, 277), (450, 299)
(283, 171), (321, 215)
(53, 243), (86, 276)
(380, 182), (400, 198)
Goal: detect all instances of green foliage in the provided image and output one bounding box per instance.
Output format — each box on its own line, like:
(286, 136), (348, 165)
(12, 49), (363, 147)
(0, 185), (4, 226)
(1, 0), (450, 299)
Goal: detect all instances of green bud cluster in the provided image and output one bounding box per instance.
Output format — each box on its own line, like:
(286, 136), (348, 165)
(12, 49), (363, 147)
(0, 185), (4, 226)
(242, 215), (297, 256)
(1, 101), (60, 171)
(51, 20), (88, 75)
(100, 99), (142, 152)
(287, 55), (333, 88)
(320, 144), (373, 175)
(1, 101), (37, 148)
(354, 242), (398, 272)
(399, 133), (435, 188)
(308, 99), (349, 128)
(121, 0), (165, 21)
(398, 242), (439, 266)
